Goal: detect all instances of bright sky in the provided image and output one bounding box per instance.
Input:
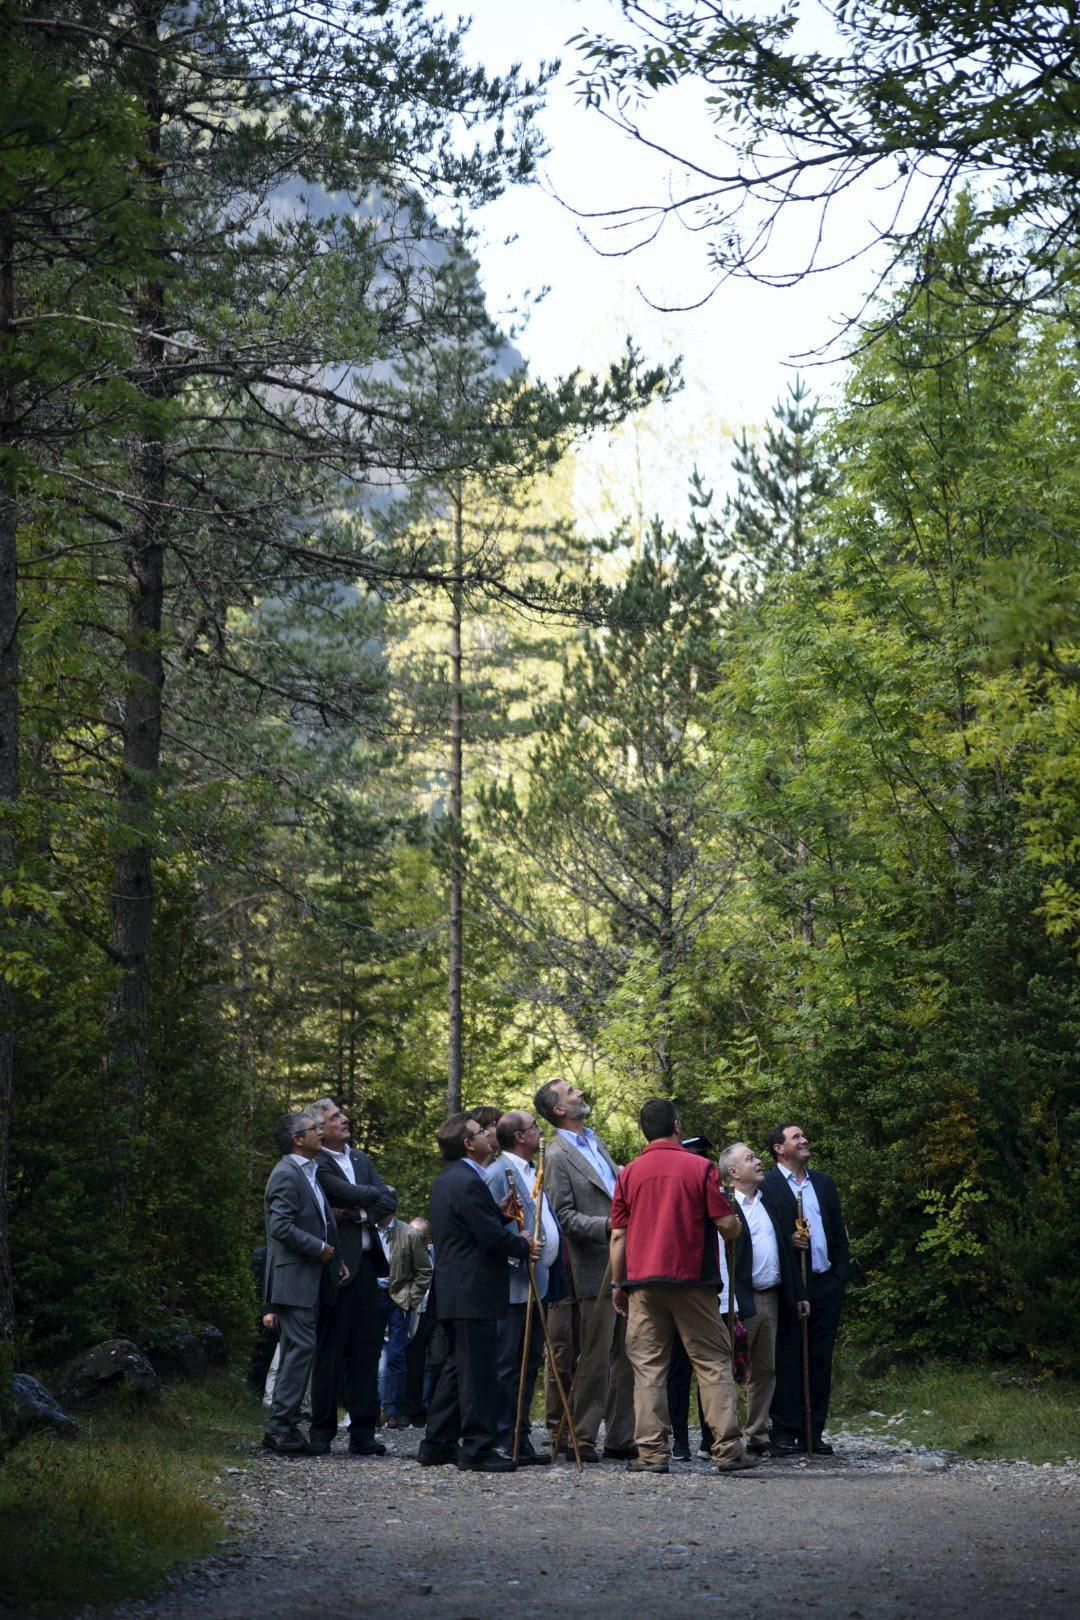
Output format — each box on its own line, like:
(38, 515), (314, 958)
(456, 0), (878, 529)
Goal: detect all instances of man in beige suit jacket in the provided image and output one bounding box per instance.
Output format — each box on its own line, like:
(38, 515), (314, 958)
(535, 1079), (636, 1462)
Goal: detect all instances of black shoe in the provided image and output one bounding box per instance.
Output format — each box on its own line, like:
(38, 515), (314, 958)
(746, 1439), (772, 1456)
(348, 1438), (387, 1457)
(812, 1440), (835, 1456)
(514, 1447), (551, 1466)
(305, 1437), (332, 1455)
(672, 1442), (691, 1462)
(417, 1441), (459, 1466)
(770, 1441), (804, 1456)
(262, 1432), (314, 1456)
(457, 1450), (516, 1473)
(602, 1444), (639, 1460)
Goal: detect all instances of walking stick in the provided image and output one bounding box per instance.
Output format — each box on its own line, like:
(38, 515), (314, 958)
(552, 1253), (612, 1458)
(797, 1192), (813, 1456)
(504, 1162), (533, 1464)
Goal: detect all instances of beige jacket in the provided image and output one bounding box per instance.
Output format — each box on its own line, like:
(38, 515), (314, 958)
(544, 1130), (622, 1301)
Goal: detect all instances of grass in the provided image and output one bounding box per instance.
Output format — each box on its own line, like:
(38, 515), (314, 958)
(0, 1370), (265, 1616)
(830, 1354), (1080, 1465)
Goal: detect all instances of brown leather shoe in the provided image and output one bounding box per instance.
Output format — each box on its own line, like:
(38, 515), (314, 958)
(602, 1444), (640, 1460)
(560, 1440), (601, 1463)
(627, 1456), (669, 1474)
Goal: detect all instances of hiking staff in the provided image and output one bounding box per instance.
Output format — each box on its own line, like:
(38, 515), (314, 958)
(797, 1191), (813, 1455)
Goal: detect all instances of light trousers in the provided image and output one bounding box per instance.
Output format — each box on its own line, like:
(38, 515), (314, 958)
(625, 1284), (742, 1466)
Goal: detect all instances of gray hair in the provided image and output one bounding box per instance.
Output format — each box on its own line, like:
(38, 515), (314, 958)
(307, 1097), (338, 1125)
(274, 1112), (313, 1156)
(718, 1142), (750, 1185)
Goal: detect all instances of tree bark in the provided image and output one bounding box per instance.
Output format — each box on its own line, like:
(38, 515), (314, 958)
(446, 484), (464, 1117)
(0, 212), (17, 1339)
(102, 8), (167, 1167)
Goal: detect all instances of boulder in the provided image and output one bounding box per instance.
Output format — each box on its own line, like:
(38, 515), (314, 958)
(198, 1323), (227, 1366)
(857, 1345), (896, 1379)
(58, 1339), (160, 1411)
(140, 1320), (226, 1379)
(10, 1374), (78, 1440)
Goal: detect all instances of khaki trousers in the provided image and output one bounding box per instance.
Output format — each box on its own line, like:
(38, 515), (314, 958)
(545, 1294), (635, 1450)
(742, 1287), (779, 1443)
(626, 1285), (742, 1466)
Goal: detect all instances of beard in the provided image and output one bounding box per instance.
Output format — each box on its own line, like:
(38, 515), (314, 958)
(566, 1099), (591, 1121)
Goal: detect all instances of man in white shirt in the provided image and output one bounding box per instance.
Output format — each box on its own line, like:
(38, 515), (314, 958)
(536, 1078), (636, 1463)
(261, 1112), (342, 1455)
(719, 1141), (808, 1455)
(761, 1123), (852, 1455)
(485, 1111), (562, 1463)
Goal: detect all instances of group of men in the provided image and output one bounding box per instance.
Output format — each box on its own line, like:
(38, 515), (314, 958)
(260, 1079), (851, 1475)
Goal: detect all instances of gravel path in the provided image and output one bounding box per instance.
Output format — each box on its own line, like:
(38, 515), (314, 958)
(104, 1427), (1080, 1620)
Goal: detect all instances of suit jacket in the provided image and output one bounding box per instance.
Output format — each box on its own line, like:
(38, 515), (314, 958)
(264, 1156), (340, 1309)
(544, 1130), (621, 1300)
(484, 1153), (555, 1304)
(314, 1145), (397, 1278)
(760, 1167), (852, 1286)
(731, 1194), (806, 1317)
(429, 1157), (531, 1321)
(383, 1219), (434, 1312)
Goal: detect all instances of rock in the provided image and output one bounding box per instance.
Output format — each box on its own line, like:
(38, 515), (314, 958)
(199, 1323), (227, 1365)
(58, 1339), (160, 1411)
(141, 1319), (226, 1379)
(10, 1374), (78, 1440)
(857, 1346), (896, 1379)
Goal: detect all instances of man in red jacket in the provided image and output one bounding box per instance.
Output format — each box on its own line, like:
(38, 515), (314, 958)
(610, 1098), (757, 1475)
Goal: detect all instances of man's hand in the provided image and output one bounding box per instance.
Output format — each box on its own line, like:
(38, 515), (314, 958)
(262, 1312), (278, 1331)
(793, 1228), (810, 1250)
(498, 1191), (517, 1220)
(611, 1283), (628, 1319)
(528, 1235), (543, 1264)
(797, 1299), (810, 1320)
(333, 1206), (360, 1223)
(320, 1242), (335, 1263)
(339, 1262), (351, 1286)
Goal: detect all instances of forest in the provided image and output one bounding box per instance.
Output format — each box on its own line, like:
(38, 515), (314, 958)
(2, 0), (1079, 1388)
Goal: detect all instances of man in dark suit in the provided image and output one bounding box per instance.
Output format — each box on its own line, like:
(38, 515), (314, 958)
(262, 1112), (343, 1456)
(418, 1112), (540, 1474)
(307, 1098), (397, 1457)
(760, 1123), (851, 1455)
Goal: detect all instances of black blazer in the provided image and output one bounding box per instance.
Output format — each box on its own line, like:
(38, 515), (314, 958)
(731, 1195), (806, 1315)
(315, 1146), (398, 1278)
(429, 1158), (531, 1321)
(760, 1167), (852, 1286)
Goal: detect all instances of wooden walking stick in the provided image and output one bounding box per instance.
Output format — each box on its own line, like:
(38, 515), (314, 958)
(797, 1191), (814, 1456)
(503, 1162), (533, 1464)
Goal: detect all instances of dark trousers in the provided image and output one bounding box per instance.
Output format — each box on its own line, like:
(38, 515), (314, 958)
(667, 1330), (712, 1452)
(405, 1310), (436, 1423)
(378, 1291), (408, 1417)
(770, 1268), (845, 1444)
(424, 1317), (501, 1461)
(310, 1254), (383, 1444)
(495, 1300), (544, 1452)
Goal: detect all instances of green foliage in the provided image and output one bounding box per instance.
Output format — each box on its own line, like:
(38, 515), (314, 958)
(0, 1373), (262, 1615)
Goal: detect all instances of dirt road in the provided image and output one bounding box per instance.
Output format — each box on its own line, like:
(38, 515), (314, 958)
(105, 1430), (1079, 1620)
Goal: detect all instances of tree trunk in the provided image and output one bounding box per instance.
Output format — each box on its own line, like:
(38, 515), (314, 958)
(446, 485), (464, 1116)
(102, 14), (167, 1175)
(0, 213), (17, 1339)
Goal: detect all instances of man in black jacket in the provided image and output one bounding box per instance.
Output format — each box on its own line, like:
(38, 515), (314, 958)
(418, 1112), (540, 1473)
(307, 1098), (397, 1457)
(760, 1123), (851, 1456)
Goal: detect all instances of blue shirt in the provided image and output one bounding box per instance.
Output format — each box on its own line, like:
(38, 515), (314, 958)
(781, 1167), (830, 1273)
(556, 1126), (616, 1197)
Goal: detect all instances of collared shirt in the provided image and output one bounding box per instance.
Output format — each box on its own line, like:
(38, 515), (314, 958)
(323, 1144), (371, 1248)
(288, 1153), (328, 1234)
(462, 1156), (489, 1180)
(611, 1139), (731, 1287)
(735, 1187), (781, 1290)
(781, 1167), (830, 1273)
(512, 1155), (560, 1267)
(324, 1145), (356, 1185)
(556, 1126), (616, 1197)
